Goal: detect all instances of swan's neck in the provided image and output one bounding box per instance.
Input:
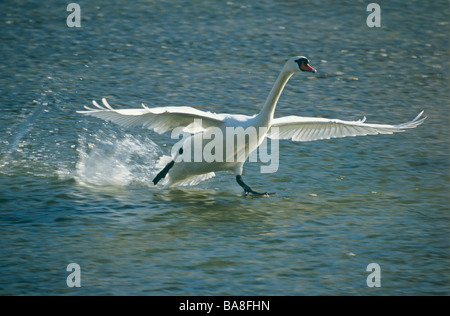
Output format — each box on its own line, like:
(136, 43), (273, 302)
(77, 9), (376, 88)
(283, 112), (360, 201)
(258, 68), (294, 126)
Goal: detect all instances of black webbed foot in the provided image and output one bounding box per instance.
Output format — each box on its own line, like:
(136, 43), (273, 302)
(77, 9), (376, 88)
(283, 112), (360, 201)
(236, 175), (275, 197)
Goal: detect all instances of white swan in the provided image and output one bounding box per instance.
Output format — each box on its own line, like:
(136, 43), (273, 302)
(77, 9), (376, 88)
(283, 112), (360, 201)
(78, 56), (426, 195)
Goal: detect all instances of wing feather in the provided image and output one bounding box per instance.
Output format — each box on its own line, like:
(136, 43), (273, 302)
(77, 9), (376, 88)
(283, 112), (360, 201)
(268, 111), (426, 142)
(78, 98), (226, 134)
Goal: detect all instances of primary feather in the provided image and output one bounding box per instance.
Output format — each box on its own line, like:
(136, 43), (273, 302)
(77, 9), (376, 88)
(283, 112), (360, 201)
(78, 98), (226, 134)
(268, 111), (426, 142)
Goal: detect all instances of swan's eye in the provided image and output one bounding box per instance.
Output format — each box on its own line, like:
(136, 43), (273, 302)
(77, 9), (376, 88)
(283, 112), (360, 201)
(296, 58), (317, 73)
(295, 58), (305, 68)
(295, 58), (308, 70)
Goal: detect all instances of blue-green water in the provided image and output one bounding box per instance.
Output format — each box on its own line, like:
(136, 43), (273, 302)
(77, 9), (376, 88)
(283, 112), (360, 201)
(0, 0), (449, 295)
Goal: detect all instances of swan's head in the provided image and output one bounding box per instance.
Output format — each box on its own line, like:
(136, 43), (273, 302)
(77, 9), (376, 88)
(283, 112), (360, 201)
(286, 56), (317, 73)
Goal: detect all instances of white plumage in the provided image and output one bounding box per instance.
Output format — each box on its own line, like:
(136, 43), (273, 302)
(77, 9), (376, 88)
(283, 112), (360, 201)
(269, 111), (425, 142)
(78, 56), (426, 195)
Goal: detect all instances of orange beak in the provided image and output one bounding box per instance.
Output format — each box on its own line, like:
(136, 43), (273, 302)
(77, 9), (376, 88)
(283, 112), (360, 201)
(301, 62), (317, 73)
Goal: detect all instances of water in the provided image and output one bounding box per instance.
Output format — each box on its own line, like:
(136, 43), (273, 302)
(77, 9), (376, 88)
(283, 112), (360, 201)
(0, 0), (449, 295)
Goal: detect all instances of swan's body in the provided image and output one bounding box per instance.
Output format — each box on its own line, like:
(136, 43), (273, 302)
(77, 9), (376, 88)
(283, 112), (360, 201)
(78, 56), (425, 195)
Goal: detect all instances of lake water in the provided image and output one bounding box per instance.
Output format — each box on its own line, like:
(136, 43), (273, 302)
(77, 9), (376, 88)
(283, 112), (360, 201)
(0, 0), (449, 295)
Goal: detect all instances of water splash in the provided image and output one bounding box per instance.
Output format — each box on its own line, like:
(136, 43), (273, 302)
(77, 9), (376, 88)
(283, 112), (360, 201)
(73, 132), (161, 188)
(5, 101), (47, 155)
(0, 76), (56, 170)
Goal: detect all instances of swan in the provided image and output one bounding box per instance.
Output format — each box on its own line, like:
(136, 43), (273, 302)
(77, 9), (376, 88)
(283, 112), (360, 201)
(78, 56), (426, 195)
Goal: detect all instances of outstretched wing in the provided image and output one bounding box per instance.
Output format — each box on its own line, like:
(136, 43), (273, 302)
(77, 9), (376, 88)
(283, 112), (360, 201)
(268, 111), (426, 141)
(77, 98), (226, 134)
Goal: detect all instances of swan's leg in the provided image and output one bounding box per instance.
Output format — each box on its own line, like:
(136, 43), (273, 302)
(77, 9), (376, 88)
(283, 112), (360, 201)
(152, 160), (174, 185)
(236, 175), (274, 196)
(153, 147), (183, 185)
